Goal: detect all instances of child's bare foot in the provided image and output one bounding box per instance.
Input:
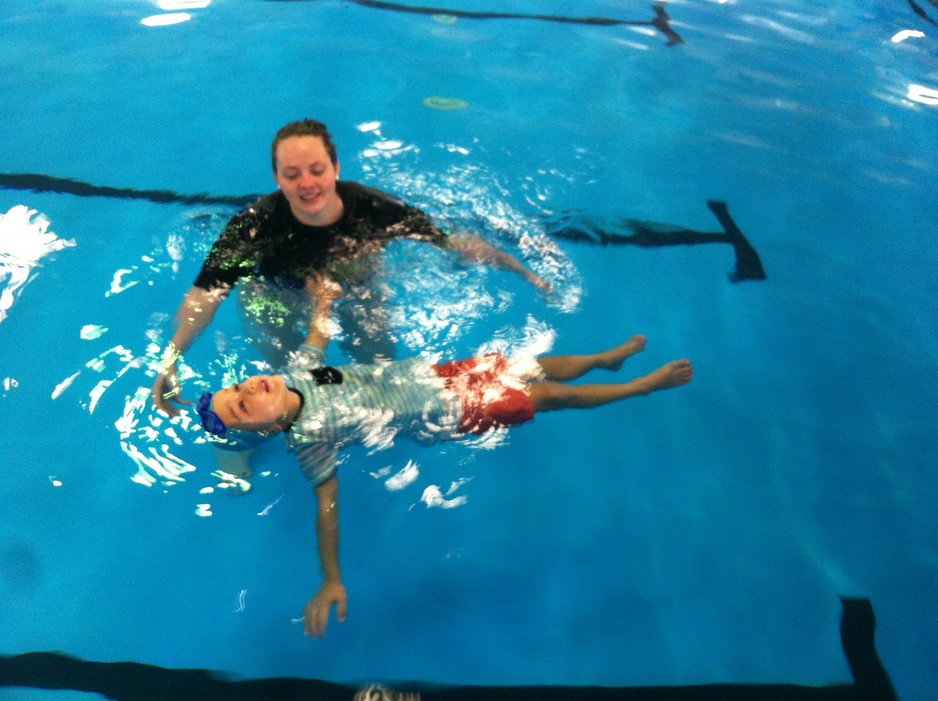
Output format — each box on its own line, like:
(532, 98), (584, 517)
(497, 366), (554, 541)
(637, 359), (693, 393)
(599, 334), (647, 371)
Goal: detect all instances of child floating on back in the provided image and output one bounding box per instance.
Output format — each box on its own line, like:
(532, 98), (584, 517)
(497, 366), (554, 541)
(194, 275), (693, 637)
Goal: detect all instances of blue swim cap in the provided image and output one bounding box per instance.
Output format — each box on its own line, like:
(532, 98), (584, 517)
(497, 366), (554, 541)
(196, 391), (272, 451)
(196, 392), (227, 435)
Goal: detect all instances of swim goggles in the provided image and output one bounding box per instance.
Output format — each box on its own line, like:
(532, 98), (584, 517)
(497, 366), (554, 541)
(196, 392), (228, 436)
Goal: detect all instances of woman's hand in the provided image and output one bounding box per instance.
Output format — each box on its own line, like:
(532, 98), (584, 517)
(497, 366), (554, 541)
(305, 273), (343, 303)
(151, 364), (192, 416)
(304, 274), (343, 349)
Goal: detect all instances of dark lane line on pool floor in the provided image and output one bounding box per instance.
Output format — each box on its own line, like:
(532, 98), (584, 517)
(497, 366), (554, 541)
(0, 172), (766, 282)
(262, 0), (684, 46)
(0, 599), (899, 701)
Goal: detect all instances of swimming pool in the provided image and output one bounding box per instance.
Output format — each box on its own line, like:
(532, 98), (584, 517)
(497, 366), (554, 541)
(1, 1), (935, 699)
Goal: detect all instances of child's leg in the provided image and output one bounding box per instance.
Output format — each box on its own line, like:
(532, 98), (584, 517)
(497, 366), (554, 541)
(535, 334), (646, 381)
(528, 359), (693, 412)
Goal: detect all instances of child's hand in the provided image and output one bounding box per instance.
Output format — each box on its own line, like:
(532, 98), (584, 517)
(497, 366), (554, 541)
(304, 581), (348, 638)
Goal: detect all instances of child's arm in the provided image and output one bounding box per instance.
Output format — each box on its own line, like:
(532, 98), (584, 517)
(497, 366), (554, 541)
(303, 475), (347, 638)
(304, 274), (343, 350)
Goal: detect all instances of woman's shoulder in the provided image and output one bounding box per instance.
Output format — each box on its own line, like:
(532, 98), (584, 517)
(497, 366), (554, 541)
(338, 180), (410, 213)
(226, 191), (281, 223)
(337, 181), (445, 241)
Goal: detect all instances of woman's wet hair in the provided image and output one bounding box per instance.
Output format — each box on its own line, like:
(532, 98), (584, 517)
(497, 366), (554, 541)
(271, 119), (339, 170)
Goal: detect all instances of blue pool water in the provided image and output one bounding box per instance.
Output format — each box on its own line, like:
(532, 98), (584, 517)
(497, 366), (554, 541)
(1, 1), (936, 699)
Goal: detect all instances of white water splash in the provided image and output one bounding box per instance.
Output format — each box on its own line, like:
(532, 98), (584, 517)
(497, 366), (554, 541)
(211, 469), (252, 494)
(0, 206), (75, 324)
(258, 495), (284, 516)
(51, 371), (81, 400)
(385, 460), (420, 491)
(420, 484), (468, 509)
(106, 268), (139, 296)
(356, 130), (583, 319)
(80, 324), (108, 340)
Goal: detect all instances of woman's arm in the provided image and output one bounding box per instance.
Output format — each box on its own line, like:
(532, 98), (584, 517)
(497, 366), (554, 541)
(151, 285), (229, 415)
(445, 234), (552, 292)
(304, 274), (343, 350)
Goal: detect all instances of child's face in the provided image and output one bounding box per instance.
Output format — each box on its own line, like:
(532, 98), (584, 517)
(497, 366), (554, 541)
(212, 375), (294, 433)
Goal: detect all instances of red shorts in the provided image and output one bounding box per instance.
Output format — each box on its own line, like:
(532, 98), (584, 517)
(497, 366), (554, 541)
(433, 353), (535, 435)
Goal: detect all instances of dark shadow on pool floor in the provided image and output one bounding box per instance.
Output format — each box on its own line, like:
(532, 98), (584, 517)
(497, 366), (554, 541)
(545, 200), (767, 283)
(0, 598), (898, 701)
(0, 173), (766, 282)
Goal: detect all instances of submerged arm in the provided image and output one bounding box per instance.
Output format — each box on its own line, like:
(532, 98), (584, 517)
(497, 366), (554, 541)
(304, 274), (343, 350)
(304, 475), (347, 638)
(151, 285), (229, 415)
(445, 234), (552, 292)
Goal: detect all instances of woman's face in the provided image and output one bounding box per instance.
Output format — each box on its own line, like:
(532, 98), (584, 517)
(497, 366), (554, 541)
(273, 135), (343, 226)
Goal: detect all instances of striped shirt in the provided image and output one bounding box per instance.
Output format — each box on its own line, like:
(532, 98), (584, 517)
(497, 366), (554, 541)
(282, 344), (462, 487)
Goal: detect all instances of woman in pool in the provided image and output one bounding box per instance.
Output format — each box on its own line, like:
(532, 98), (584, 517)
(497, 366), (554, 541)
(153, 119), (549, 415)
(196, 277), (693, 638)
